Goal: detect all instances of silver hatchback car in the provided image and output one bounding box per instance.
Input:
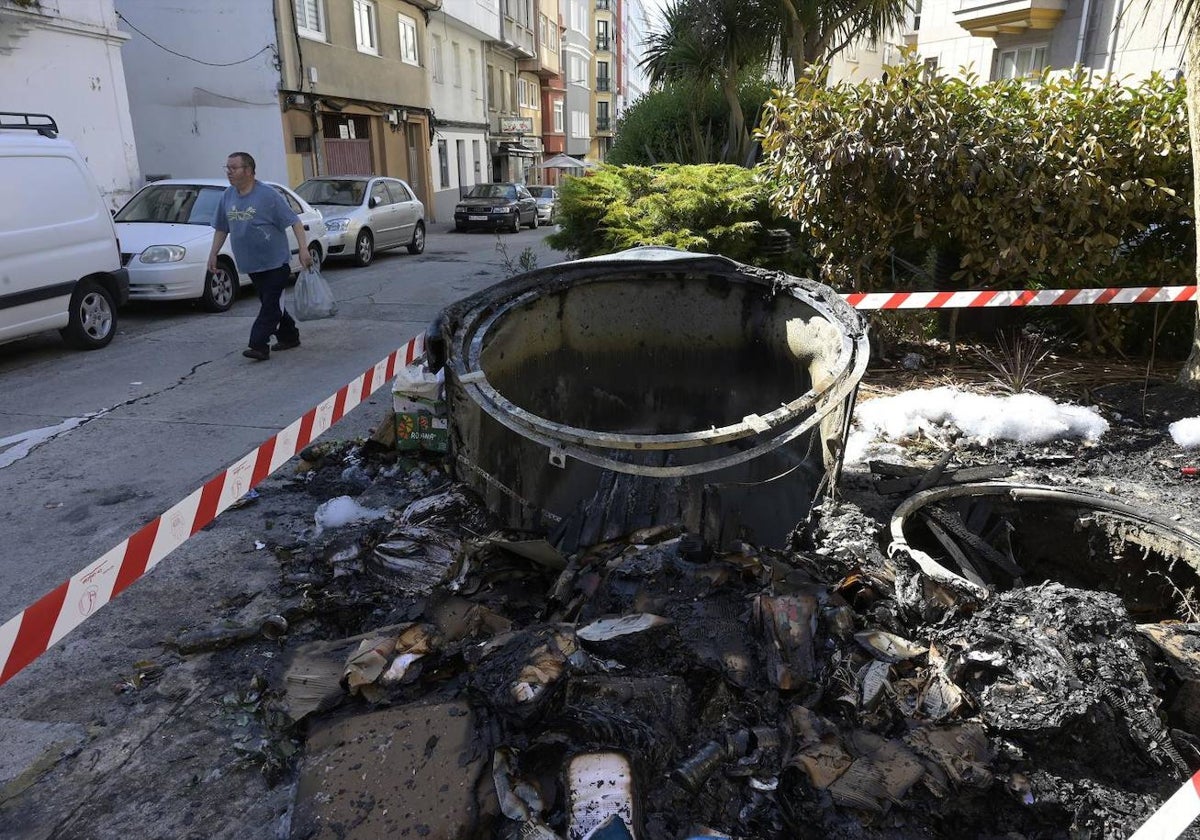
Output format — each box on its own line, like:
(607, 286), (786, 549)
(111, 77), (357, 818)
(296, 175), (426, 267)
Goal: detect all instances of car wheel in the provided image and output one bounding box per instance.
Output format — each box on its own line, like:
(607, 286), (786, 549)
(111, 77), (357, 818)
(201, 258), (237, 312)
(528, 212), (539, 230)
(61, 278), (116, 350)
(307, 241), (323, 269)
(354, 229), (374, 267)
(407, 221), (426, 255)
(509, 212), (521, 234)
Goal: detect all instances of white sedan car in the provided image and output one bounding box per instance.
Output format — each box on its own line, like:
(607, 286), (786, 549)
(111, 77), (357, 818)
(113, 178), (327, 312)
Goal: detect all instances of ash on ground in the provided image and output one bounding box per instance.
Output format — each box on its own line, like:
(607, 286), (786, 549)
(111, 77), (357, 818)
(248, 425), (1200, 840)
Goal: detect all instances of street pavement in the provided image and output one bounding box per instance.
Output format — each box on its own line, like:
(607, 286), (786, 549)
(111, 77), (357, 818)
(0, 224), (565, 629)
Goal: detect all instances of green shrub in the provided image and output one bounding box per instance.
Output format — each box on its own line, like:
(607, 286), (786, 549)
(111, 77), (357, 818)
(545, 163), (813, 273)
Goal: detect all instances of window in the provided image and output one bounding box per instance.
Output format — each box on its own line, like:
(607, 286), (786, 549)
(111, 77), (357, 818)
(571, 109), (589, 137)
(387, 180), (415, 202)
(438, 140), (450, 188)
(553, 100), (564, 132)
(597, 59), (609, 91)
(596, 100), (609, 131)
(596, 19), (609, 50)
(518, 78), (540, 108)
(452, 43), (462, 87)
(353, 0), (378, 54)
(998, 45), (1048, 80)
(470, 50), (478, 91)
(571, 0), (586, 33)
(272, 185), (305, 215)
(431, 35), (444, 82)
(294, 0), (326, 40)
(487, 65), (496, 108)
(569, 54), (588, 86)
(398, 14), (419, 65)
(370, 181), (390, 206)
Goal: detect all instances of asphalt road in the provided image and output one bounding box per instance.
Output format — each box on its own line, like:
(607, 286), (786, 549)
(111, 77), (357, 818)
(0, 224), (565, 626)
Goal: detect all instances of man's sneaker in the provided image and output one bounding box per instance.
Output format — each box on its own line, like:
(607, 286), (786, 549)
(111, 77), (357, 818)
(272, 337), (301, 351)
(243, 347), (269, 361)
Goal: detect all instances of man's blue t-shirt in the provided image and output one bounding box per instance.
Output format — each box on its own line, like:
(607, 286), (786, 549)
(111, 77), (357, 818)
(213, 181), (299, 273)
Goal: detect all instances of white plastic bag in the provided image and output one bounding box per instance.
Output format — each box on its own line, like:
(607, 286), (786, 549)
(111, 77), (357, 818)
(293, 266), (337, 321)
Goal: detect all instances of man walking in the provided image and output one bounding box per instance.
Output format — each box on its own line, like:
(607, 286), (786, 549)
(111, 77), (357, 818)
(207, 152), (312, 361)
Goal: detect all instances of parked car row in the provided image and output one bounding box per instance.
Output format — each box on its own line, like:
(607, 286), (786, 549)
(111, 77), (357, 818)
(1, 111), (560, 353)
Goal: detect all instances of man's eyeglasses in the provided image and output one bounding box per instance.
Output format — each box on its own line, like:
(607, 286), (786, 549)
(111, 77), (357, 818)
(224, 165), (246, 172)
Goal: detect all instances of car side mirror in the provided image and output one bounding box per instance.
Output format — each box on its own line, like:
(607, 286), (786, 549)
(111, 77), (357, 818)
(370, 196), (381, 208)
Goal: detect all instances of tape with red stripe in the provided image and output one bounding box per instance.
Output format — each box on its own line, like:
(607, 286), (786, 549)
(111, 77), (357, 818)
(0, 334), (425, 686)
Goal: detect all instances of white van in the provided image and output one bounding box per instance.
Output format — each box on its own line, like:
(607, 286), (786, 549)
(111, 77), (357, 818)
(0, 112), (129, 350)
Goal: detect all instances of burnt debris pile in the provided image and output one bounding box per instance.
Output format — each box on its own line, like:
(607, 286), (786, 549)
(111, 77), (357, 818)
(271, 445), (1200, 840)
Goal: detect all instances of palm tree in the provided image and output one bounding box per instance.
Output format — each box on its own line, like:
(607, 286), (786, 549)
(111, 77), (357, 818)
(777, 0), (912, 75)
(640, 0), (780, 165)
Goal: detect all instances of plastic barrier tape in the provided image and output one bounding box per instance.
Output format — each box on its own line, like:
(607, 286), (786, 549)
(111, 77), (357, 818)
(0, 334), (425, 686)
(842, 285), (1198, 309)
(1129, 770), (1200, 840)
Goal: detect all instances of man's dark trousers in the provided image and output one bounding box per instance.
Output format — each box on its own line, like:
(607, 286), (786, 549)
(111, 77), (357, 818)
(247, 264), (299, 351)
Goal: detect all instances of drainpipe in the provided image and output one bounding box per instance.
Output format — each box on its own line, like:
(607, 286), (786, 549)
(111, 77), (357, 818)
(286, 0), (323, 175)
(1074, 0), (1095, 67)
(1106, 0), (1126, 75)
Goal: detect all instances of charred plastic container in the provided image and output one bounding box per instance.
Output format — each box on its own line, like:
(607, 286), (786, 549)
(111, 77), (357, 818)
(436, 248), (869, 550)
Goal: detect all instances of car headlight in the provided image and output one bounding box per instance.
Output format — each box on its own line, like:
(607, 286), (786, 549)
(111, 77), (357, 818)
(139, 245), (186, 263)
(455, 205), (467, 213)
(324, 218), (351, 232)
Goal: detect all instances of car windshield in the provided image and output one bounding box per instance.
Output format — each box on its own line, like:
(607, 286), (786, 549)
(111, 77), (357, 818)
(527, 187), (553, 198)
(297, 179), (367, 206)
(114, 185), (224, 225)
(467, 184), (517, 199)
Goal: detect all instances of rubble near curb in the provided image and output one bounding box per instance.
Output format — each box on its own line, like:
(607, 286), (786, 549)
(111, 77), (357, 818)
(254, 437), (1200, 839)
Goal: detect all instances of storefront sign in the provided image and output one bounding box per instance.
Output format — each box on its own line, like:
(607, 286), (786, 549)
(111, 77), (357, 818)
(500, 116), (533, 135)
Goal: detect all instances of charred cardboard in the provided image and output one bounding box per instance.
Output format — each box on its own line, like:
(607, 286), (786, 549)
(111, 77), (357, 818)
(291, 700), (488, 840)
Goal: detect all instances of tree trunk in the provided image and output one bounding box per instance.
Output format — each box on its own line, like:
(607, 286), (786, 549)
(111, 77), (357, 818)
(1177, 31), (1200, 387)
(721, 70), (747, 164)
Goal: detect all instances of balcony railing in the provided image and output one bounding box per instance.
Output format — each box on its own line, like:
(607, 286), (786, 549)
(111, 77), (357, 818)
(596, 116), (611, 132)
(596, 77), (611, 92)
(596, 0), (611, 9)
(595, 35), (610, 51)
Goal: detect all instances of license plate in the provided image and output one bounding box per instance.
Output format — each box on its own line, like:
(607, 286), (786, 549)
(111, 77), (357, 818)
(469, 215), (487, 221)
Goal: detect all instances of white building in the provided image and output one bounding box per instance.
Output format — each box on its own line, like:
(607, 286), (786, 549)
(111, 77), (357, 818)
(428, 0), (500, 220)
(830, 0), (1187, 86)
(0, 0), (140, 209)
(114, 0), (289, 185)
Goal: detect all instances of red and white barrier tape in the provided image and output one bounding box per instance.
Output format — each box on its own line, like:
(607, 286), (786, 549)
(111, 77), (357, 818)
(0, 333), (425, 686)
(842, 285), (1198, 309)
(1130, 770), (1200, 840)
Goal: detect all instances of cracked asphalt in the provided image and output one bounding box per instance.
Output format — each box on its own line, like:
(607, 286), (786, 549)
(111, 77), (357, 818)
(0, 224), (563, 628)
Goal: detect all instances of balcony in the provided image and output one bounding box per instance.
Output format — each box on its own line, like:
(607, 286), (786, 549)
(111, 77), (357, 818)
(596, 0), (612, 9)
(596, 77), (611, 92)
(953, 0), (1065, 37)
(596, 116), (611, 132)
(595, 35), (611, 51)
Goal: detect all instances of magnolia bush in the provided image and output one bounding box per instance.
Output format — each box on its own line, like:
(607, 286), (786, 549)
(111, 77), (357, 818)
(756, 61), (1193, 294)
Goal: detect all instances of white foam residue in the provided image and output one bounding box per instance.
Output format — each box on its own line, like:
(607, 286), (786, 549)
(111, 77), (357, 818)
(845, 387), (1110, 465)
(1169, 417), (1200, 448)
(314, 495), (388, 533)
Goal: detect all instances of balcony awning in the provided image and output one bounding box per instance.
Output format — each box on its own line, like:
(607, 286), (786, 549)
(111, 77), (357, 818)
(953, 0), (1066, 36)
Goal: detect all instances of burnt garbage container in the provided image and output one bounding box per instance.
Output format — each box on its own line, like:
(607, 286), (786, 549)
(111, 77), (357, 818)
(436, 247), (869, 550)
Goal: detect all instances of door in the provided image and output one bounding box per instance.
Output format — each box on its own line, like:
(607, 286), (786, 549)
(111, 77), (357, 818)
(367, 180), (401, 247)
(386, 180), (419, 242)
(515, 185), (536, 225)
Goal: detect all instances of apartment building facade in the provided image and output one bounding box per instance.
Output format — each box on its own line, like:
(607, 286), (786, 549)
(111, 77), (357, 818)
(829, 0), (1187, 85)
(427, 0), (498, 220)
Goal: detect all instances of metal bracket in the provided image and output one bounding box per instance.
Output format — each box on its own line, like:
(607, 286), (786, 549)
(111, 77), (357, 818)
(548, 448), (567, 469)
